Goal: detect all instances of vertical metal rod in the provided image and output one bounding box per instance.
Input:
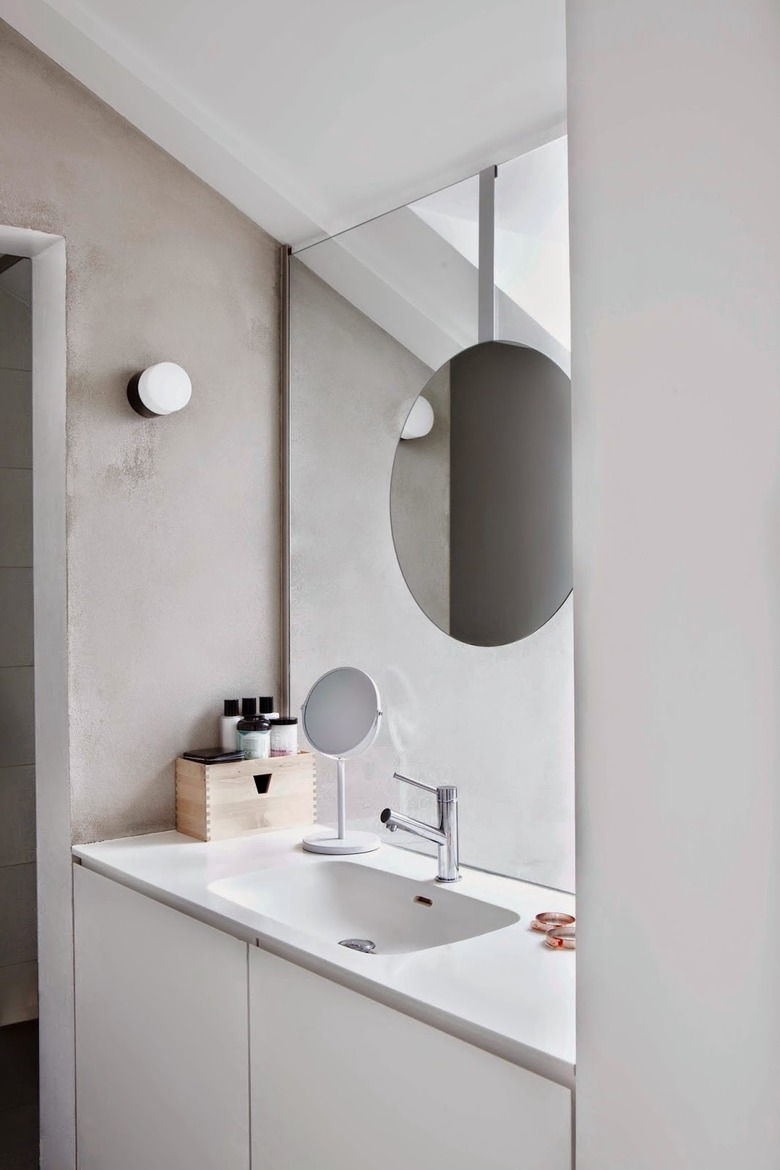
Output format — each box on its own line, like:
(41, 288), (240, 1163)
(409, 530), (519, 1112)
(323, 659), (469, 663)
(279, 245), (292, 717)
(478, 165), (497, 343)
(337, 758), (347, 839)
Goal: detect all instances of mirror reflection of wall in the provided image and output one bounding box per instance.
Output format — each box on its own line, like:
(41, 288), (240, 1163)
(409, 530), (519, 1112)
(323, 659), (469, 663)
(392, 341), (572, 647)
(290, 138), (574, 891)
(391, 364), (451, 635)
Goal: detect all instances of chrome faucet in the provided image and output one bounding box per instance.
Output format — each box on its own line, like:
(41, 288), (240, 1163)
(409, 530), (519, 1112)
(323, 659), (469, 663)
(381, 772), (460, 882)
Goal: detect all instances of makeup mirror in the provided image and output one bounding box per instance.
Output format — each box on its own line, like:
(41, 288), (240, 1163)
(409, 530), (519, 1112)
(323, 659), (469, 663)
(301, 667), (382, 855)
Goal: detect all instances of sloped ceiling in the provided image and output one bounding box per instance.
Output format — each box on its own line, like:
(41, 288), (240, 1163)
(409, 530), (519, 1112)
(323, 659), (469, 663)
(0, 0), (566, 248)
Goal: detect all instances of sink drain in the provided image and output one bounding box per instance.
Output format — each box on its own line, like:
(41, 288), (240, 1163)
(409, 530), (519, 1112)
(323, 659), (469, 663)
(339, 938), (376, 954)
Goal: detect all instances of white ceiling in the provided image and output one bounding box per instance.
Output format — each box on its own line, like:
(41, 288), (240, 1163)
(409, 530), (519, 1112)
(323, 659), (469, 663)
(1, 0), (566, 247)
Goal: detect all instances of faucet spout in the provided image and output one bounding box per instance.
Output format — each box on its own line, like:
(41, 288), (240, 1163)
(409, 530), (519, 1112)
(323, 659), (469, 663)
(380, 777), (460, 882)
(380, 808), (446, 848)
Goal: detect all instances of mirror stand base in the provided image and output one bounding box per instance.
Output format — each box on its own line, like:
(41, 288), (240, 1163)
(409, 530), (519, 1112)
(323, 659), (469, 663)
(302, 829), (380, 855)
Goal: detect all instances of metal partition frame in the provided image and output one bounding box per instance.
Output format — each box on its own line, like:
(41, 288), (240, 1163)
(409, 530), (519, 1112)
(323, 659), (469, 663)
(279, 244), (292, 717)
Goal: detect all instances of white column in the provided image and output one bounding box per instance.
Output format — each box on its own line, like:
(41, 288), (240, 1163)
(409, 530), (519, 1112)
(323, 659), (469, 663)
(567, 2), (780, 1168)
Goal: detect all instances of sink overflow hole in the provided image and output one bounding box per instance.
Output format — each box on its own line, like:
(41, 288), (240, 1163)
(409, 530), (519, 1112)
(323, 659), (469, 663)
(339, 938), (376, 954)
(253, 774), (272, 795)
(414, 895), (433, 907)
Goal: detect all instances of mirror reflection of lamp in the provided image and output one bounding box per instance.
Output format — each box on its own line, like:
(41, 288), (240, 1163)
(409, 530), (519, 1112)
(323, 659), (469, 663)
(400, 395), (434, 440)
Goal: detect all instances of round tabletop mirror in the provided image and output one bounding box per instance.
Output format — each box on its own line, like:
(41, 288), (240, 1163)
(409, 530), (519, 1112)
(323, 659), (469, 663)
(301, 667), (382, 856)
(390, 340), (572, 647)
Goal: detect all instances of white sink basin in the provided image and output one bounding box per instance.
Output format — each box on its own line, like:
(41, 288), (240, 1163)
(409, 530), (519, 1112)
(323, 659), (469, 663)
(209, 860), (520, 954)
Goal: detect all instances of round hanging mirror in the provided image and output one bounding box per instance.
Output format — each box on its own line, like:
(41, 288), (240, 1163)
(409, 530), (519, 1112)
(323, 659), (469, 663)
(301, 667), (382, 855)
(390, 339), (572, 647)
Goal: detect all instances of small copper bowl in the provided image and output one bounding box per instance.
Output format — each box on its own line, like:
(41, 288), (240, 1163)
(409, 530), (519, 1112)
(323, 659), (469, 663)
(530, 911), (576, 933)
(545, 926), (576, 950)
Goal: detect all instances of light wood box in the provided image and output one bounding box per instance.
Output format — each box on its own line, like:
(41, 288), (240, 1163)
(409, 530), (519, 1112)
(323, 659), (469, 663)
(175, 752), (317, 842)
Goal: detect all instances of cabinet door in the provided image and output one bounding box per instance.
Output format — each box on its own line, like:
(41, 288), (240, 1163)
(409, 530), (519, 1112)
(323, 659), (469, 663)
(249, 947), (571, 1170)
(74, 865), (249, 1170)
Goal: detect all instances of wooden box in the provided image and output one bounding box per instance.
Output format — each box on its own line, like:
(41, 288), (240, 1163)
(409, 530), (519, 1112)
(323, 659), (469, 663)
(175, 752), (317, 842)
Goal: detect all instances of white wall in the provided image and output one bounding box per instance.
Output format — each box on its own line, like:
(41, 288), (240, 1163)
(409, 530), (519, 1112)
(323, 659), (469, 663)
(568, 2), (780, 1167)
(291, 261), (575, 889)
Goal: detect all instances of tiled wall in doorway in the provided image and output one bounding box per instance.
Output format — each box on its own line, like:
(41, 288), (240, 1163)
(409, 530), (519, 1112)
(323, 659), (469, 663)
(0, 257), (37, 1031)
(0, 258), (38, 1167)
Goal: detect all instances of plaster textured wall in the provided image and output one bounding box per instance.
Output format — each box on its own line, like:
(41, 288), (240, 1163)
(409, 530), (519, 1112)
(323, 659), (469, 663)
(569, 1), (780, 1166)
(291, 261), (574, 889)
(0, 21), (279, 842)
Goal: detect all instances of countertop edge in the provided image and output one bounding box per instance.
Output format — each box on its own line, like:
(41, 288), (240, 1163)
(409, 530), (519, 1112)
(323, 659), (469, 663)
(72, 846), (575, 1090)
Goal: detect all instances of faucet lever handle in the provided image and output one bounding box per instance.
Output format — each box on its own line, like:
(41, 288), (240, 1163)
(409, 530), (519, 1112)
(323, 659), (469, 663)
(393, 770), (437, 795)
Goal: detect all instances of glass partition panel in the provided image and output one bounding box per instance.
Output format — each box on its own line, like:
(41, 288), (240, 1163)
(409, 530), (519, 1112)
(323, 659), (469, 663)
(289, 145), (574, 889)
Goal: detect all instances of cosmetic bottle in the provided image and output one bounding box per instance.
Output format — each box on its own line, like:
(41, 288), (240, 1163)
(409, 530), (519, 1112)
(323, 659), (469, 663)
(237, 697), (271, 759)
(270, 717), (298, 756)
(219, 699), (241, 751)
(258, 696), (279, 720)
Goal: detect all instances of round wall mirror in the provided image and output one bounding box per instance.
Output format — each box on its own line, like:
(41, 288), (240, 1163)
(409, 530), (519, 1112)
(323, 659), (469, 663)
(301, 667), (382, 855)
(390, 340), (572, 647)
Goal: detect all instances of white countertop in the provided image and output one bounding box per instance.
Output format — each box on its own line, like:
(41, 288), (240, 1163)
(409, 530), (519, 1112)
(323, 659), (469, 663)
(73, 829), (576, 1087)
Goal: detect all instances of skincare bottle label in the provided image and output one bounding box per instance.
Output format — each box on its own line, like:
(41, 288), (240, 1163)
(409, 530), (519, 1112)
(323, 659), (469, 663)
(239, 731), (270, 760)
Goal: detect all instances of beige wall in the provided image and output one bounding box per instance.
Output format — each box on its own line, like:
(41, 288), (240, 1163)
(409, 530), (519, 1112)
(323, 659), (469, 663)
(0, 21), (280, 844)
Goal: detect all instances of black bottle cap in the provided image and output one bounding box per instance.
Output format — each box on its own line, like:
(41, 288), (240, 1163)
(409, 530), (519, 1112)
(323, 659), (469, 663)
(258, 696), (275, 714)
(241, 697), (257, 718)
(270, 717), (298, 726)
(224, 699), (239, 717)
(238, 714), (270, 731)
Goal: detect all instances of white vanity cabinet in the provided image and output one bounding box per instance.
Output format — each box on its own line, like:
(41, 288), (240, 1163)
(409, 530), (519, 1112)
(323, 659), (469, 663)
(73, 865), (572, 1170)
(249, 948), (572, 1170)
(73, 865), (250, 1170)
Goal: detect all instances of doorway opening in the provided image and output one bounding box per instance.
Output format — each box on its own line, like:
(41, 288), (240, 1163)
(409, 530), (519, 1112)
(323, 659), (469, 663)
(0, 226), (70, 1170)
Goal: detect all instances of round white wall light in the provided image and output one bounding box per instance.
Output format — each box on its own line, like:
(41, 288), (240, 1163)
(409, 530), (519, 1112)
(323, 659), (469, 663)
(400, 395), (434, 440)
(127, 362), (192, 417)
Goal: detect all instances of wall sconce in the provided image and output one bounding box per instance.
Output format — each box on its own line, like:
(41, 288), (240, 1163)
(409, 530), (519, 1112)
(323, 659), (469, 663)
(400, 395), (434, 440)
(127, 363), (192, 417)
